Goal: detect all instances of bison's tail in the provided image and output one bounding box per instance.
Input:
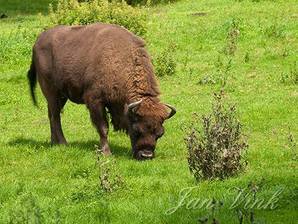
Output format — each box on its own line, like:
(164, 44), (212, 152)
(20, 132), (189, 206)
(27, 58), (37, 106)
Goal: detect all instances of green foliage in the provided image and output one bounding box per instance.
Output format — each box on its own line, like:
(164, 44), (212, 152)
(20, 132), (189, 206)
(185, 91), (248, 181)
(78, 0), (180, 6)
(0, 0), (54, 14)
(153, 43), (177, 77)
(49, 0), (148, 36)
(125, 0), (179, 6)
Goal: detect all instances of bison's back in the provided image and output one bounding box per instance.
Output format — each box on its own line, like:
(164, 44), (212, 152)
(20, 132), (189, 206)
(33, 23), (150, 103)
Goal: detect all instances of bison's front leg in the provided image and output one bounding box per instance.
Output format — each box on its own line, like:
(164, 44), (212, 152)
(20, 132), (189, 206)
(87, 100), (111, 155)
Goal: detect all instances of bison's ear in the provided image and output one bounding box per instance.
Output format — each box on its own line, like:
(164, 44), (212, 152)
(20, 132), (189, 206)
(164, 103), (176, 119)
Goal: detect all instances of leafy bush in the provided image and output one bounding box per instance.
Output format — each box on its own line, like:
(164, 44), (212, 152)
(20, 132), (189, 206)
(49, 0), (148, 36)
(153, 43), (177, 77)
(185, 91), (248, 181)
(79, 0), (179, 6)
(125, 0), (178, 6)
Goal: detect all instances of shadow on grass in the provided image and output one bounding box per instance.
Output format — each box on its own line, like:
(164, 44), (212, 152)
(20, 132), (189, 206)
(7, 138), (132, 159)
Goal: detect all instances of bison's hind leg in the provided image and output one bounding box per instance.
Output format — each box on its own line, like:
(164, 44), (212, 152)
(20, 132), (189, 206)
(38, 76), (68, 145)
(47, 95), (68, 145)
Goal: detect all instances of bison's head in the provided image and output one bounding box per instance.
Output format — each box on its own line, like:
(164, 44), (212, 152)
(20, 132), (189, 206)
(127, 98), (176, 160)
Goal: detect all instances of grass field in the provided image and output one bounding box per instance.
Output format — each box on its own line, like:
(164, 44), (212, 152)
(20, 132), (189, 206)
(0, 0), (297, 223)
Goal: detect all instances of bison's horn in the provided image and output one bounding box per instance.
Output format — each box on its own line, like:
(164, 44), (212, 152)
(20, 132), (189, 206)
(128, 99), (143, 114)
(164, 104), (176, 119)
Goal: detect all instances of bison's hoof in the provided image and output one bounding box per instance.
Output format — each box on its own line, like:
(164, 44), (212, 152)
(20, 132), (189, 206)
(51, 140), (67, 145)
(102, 146), (112, 156)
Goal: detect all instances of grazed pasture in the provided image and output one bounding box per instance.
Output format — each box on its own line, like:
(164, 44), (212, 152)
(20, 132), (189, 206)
(0, 0), (297, 223)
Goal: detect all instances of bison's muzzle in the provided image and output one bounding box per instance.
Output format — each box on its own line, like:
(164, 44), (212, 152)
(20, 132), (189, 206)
(134, 150), (154, 160)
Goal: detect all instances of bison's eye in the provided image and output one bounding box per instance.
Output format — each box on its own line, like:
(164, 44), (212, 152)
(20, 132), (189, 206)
(132, 129), (141, 139)
(132, 124), (143, 137)
(156, 127), (164, 139)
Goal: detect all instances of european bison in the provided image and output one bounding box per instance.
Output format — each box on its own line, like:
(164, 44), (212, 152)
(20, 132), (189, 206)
(27, 23), (176, 160)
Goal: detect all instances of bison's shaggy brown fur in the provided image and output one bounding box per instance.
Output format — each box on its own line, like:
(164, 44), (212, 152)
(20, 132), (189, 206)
(28, 23), (175, 159)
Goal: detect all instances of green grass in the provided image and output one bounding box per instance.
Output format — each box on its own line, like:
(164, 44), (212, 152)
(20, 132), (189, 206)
(0, 0), (297, 223)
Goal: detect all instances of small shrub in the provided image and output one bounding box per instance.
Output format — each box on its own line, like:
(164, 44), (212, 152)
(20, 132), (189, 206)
(244, 52), (250, 63)
(223, 18), (241, 56)
(95, 145), (124, 192)
(197, 198), (223, 224)
(285, 128), (297, 161)
(280, 62), (298, 85)
(198, 75), (217, 85)
(185, 91), (248, 181)
(263, 23), (285, 38)
(49, 0), (148, 36)
(199, 56), (232, 86)
(154, 42), (177, 77)
(233, 181), (267, 224)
